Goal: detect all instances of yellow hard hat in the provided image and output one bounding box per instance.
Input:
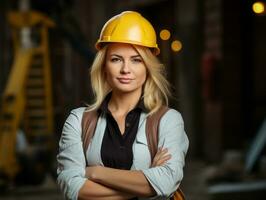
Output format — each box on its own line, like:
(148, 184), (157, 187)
(95, 11), (160, 55)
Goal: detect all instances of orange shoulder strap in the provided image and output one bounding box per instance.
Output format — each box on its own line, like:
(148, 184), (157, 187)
(145, 106), (170, 160)
(81, 109), (98, 156)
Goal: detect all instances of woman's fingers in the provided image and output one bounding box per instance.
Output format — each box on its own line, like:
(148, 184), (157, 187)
(155, 154), (171, 166)
(151, 148), (171, 167)
(154, 148), (168, 161)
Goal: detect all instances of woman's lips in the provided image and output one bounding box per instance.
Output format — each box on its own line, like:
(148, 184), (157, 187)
(117, 77), (132, 84)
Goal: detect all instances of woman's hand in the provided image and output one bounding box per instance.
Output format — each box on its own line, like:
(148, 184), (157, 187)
(151, 147), (171, 167)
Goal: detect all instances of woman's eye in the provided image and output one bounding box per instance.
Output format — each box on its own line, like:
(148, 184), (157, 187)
(132, 58), (142, 63)
(111, 57), (121, 62)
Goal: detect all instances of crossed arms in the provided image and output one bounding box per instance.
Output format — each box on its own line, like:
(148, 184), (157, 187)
(78, 148), (171, 200)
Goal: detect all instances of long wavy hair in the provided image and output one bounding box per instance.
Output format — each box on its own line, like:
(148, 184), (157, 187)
(88, 44), (172, 115)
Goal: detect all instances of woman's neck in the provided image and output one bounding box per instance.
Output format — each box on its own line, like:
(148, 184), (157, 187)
(108, 90), (142, 115)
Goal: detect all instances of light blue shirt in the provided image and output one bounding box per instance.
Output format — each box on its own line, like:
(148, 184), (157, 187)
(57, 107), (189, 200)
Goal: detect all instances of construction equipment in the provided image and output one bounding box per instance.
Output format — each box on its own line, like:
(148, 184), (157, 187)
(0, 10), (55, 188)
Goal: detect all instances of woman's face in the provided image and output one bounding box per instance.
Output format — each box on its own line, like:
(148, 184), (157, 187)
(105, 43), (147, 94)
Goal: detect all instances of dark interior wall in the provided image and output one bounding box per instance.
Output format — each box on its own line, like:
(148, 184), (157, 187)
(221, 0), (266, 152)
(222, 0), (254, 149)
(253, 5), (266, 132)
(0, 1), (6, 93)
(0, 1), (13, 95)
(175, 0), (203, 157)
(201, 0), (266, 161)
(202, 0), (223, 161)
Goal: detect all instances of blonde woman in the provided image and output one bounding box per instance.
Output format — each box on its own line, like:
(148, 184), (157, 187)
(57, 11), (189, 200)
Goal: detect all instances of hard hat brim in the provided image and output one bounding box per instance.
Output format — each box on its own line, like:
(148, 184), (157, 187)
(95, 41), (160, 55)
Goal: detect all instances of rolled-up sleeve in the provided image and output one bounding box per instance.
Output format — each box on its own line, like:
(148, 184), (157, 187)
(142, 109), (189, 198)
(57, 108), (87, 200)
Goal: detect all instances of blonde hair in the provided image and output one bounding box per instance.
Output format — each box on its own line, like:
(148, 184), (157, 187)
(88, 44), (172, 115)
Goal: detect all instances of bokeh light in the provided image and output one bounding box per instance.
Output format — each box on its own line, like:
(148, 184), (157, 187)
(171, 40), (182, 52)
(252, 2), (265, 14)
(160, 29), (171, 40)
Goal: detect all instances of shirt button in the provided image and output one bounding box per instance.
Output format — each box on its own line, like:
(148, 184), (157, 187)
(126, 123), (130, 127)
(119, 146), (125, 150)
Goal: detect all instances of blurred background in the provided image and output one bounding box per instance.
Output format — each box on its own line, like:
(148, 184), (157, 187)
(0, 0), (266, 199)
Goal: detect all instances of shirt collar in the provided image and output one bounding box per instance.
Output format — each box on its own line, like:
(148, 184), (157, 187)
(98, 92), (148, 114)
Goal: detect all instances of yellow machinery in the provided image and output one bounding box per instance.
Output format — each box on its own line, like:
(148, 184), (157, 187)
(0, 11), (55, 183)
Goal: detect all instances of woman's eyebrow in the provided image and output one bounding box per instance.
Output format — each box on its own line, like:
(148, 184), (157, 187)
(109, 54), (141, 58)
(110, 54), (123, 58)
(131, 55), (141, 58)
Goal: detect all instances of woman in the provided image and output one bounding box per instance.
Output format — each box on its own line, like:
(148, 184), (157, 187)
(57, 11), (189, 200)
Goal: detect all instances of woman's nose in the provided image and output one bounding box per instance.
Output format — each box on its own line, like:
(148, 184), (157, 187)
(120, 61), (131, 74)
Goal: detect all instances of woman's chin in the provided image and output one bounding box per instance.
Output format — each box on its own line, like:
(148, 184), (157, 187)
(112, 86), (141, 94)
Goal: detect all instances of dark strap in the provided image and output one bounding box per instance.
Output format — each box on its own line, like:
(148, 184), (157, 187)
(81, 109), (98, 157)
(145, 106), (170, 160)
